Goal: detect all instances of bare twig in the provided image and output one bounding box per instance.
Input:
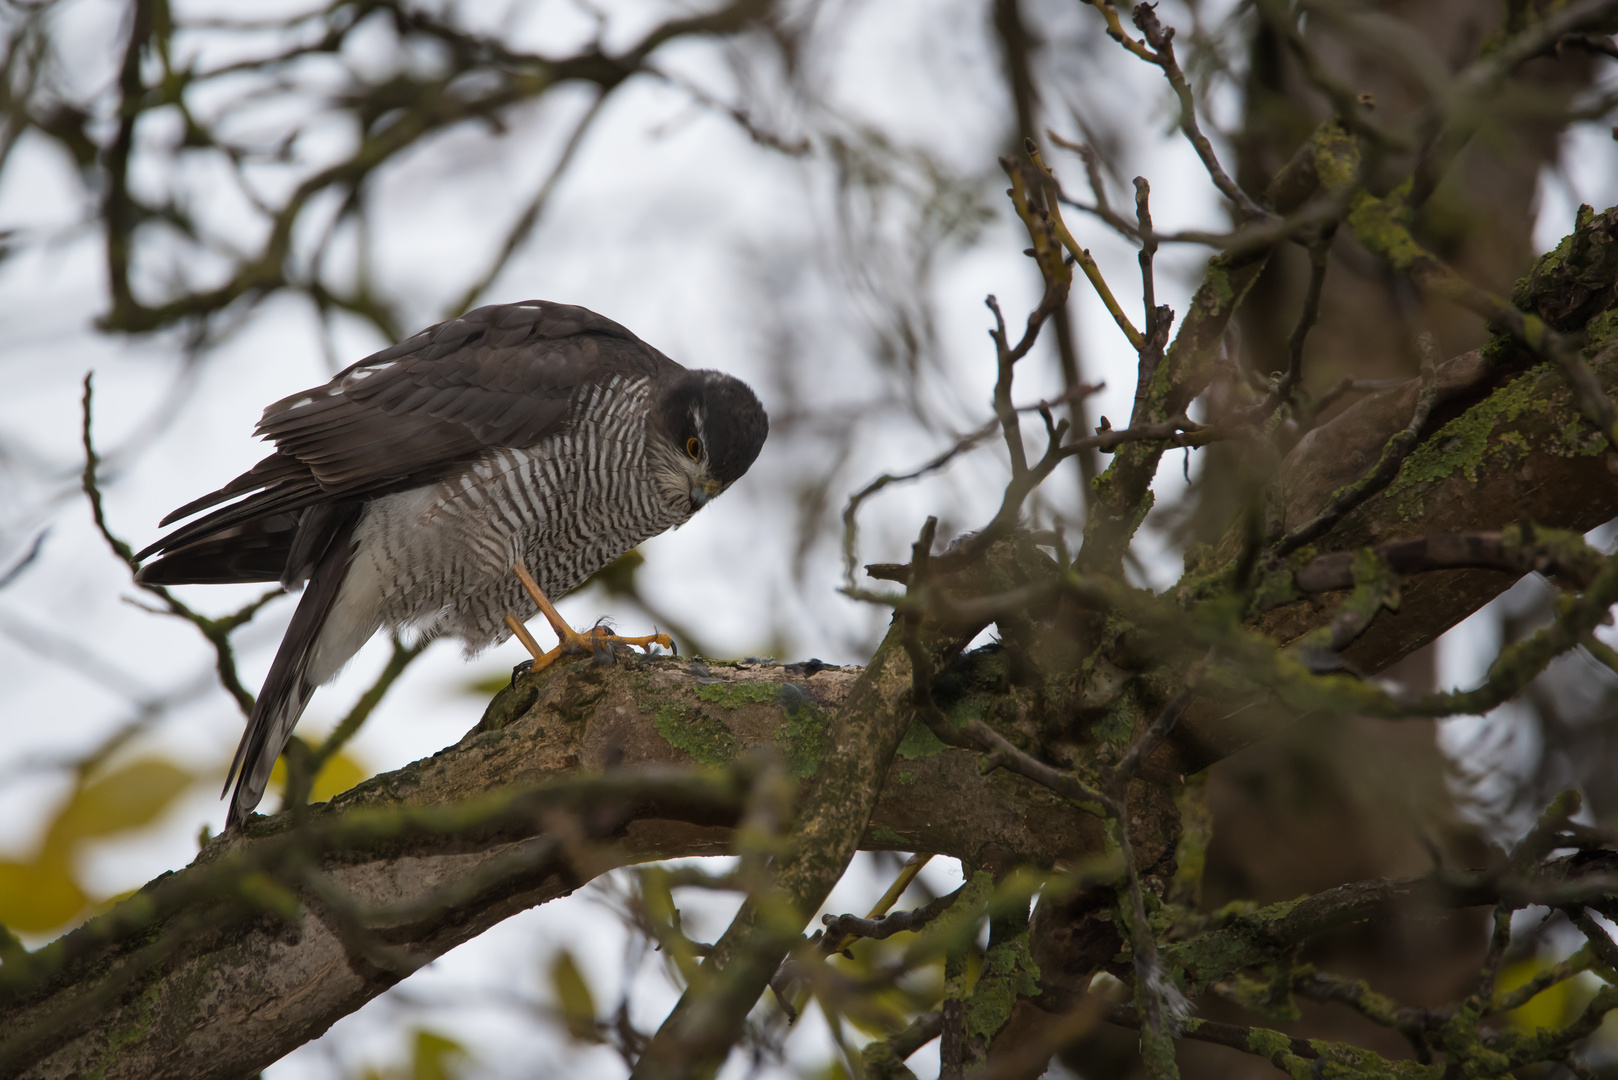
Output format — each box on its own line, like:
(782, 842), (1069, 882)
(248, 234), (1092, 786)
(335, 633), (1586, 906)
(820, 885), (962, 946)
(841, 385), (1100, 588)
(1135, 176), (1158, 339)
(1308, 376), (1410, 418)
(1084, 3), (1266, 221)
(1268, 335), (1440, 558)
(1020, 142), (1142, 350)
(1109, 657), (1207, 784)
(448, 92), (610, 317)
(82, 374), (276, 717)
(1289, 529), (1606, 598)
(1264, 232), (1333, 420)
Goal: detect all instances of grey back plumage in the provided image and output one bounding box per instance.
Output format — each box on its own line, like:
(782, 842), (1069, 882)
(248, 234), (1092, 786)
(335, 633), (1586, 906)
(136, 300), (768, 829)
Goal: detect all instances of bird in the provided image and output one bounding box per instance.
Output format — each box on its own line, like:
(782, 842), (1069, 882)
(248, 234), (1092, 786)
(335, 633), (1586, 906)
(135, 300), (768, 830)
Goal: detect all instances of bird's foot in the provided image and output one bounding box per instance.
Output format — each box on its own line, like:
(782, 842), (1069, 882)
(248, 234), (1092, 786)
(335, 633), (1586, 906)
(559, 623), (677, 665)
(504, 613), (674, 675)
(505, 559), (676, 674)
(592, 627), (678, 656)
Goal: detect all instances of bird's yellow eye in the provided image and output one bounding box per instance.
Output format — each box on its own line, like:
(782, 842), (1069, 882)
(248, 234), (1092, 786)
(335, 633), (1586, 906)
(686, 437), (702, 460)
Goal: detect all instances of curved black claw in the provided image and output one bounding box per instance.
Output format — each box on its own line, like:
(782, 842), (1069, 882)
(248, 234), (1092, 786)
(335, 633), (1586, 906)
(509, 659), (534, 687)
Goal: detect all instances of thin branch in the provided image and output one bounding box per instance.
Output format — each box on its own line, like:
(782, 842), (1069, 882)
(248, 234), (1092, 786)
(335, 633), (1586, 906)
(1291, 969), (1433, 1046)
(1491, 946), (1594, 1014)
(1113, 4), (1267, 221)
(0, 528), (47, 592)
(1289, 529), (1605, 598)
(1268, 335), (1440, 558)
(1265, 232), (1332, 419)
(841, 385), (1100, 587)
(863, 1010), (943, 1077)
(1134, 176), (1158, 340)
(1109, 658), (1207, 783)
(1047, 128), (1142, 239)
(820, 886), (962, 946)
(1104, 1002), (1320, 1062)
(1020, 142), (1142, 350)
(82, 373), (274, 717)
(1572, 909), (1618, 974)
(1308, 376), (1410, 418)
(447, 91), (609, 318)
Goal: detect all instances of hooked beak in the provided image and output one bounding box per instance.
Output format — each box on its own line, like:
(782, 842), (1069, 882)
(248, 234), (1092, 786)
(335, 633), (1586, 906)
(690, 478), (720, 510)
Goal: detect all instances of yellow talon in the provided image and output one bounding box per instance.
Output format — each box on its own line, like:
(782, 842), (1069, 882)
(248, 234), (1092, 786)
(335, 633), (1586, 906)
(504, 560), (675, 672)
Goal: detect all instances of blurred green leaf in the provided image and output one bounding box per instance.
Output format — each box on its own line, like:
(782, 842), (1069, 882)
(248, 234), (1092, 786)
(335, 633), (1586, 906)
(637, 867), (702, 983)
(1498, 957), (1587, 1032)
(410, 1028), (468, 1080)
(311, 750), (368, 804)
(269, 747), (369, 805)
(550, 949), (601, 1042)
(45, 759), (192, 846)
(0, 856), (86, 934)
(640, 866), (676, 927)
(0, 758), (195, 935)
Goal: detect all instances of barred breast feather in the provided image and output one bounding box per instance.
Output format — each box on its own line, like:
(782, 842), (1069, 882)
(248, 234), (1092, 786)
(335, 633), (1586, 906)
(342, 374), (691, 656)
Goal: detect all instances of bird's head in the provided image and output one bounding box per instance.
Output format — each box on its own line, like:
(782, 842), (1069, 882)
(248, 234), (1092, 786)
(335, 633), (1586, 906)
(649, 370), (769, 514)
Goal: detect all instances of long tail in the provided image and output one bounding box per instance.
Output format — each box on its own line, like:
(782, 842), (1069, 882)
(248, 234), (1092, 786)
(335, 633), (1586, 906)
(225, 505), (365, 829)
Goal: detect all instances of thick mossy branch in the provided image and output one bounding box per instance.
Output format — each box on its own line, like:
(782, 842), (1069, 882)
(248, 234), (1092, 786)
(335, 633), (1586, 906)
(1320, 127), (1618, 451)
(1168, 201), (1618, 769)
(1, 539), (1131, 1080)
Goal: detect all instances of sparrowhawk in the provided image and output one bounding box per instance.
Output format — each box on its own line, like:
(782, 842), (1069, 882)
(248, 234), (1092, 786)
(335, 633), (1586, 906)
(136, 301), (768, 829)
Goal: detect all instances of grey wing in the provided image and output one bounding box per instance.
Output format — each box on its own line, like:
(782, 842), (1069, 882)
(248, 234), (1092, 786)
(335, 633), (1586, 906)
(135, 300), (681, 578)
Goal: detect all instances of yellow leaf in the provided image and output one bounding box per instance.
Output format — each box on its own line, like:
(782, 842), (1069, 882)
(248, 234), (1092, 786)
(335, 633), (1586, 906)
(637, 868), (701, 984)
(639, 866), (676, 925)
(550, 949), (600, 1042)
(410, 1028), (467, 1080)
(0, 857), (86, 934)
(265, 748), (369, 806)
(1497, 957), (1579, 1031)
(45, 759), (192, 847)
(311, 750), (368, 804)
